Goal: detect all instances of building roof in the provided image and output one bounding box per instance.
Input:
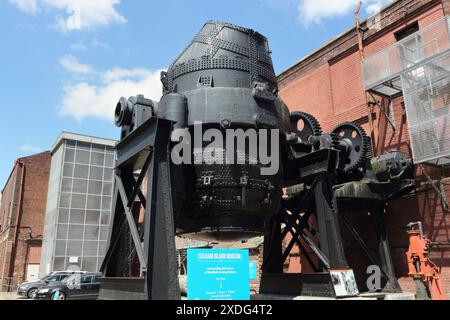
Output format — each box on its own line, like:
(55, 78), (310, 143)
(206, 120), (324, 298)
(51, 132), (117, 154)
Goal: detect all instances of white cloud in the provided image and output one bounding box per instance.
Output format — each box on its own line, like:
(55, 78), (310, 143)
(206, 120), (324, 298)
(9, 0), (39, 13)
(102, 68), (152, 83)
(59, 55), (93, 74)
(58, 56), (163, 121)
(69, 40), (87, 51)
(19, 144), (42, 153)
(9, 0), (126, 32)
(297, 0), (394, 26)
(298, 0), (357, 25)
(367, 0), (394, 16)
(69, 39), (111, 51)
(91, 38), (111, 50)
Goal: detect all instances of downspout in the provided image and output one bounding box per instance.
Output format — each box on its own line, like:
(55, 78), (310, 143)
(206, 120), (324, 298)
(7, 160), (25, 291)
(355, 0), (378, 156)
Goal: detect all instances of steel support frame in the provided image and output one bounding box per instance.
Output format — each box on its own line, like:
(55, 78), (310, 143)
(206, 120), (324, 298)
(100, 118), (180, 300)
(371, 206), (402, 292)
(261, 150), (350, 297)
(261, 147), (404, 297)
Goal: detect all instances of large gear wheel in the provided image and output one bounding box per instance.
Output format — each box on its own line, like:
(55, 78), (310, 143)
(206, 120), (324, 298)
(332, 122), (371, 172)
(290, 112), (323, 143)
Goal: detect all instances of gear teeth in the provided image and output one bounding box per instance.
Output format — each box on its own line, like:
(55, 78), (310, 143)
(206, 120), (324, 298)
(364, 136), (373, 159)
(329, 133), (340, 148)
(332, 122), (371, 173)
(290, 112), (323, 143)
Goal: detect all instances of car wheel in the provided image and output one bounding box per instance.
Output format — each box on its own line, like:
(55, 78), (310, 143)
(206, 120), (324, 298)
(51, 291), (66, 300)
(27, 288), (38, 299)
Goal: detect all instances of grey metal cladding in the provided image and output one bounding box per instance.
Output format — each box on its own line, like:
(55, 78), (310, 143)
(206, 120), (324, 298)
(165, 20), (277, 93)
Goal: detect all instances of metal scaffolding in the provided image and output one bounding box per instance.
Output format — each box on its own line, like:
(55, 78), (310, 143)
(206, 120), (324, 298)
(362, 16), (450, 166)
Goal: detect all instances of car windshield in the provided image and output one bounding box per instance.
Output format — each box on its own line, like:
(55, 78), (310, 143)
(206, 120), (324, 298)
(46, 275), (61, 282)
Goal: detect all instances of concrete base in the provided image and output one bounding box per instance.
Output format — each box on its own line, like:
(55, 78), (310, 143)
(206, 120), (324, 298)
(383, 293), (416, 300)
(294, 296), (377, 300)
(254, 292), (416, 301)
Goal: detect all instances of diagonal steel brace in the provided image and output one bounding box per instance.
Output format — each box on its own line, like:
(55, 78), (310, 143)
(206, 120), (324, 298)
(116, 175), (148, 271)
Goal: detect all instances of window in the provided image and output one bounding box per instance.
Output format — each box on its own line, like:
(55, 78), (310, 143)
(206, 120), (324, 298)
(87, 195), (102, 210)
(65, 149), (75, 162)
(55, 240), (67, 256)
(63, 164), (74, 177)
(71, 194), (87, 209)
(89, 167), (103, 181)
(48, 138), (116, 277)
(69, 209), (85, 224)
(75, 150), (90, 165)
(102, 182), (112, 196)
(61, 178), (72, 193)
(86, 210), (100, 224)
(91, 152), (105, 166)
(47, 275), (60, 282)
(72, 179), (88, 194)
(74, 165), (89, 179)
(395, 22), (421, 68)
(80, 275), (93, 284)
(89, 181), (103, 195)
(395, 22), (419, 41)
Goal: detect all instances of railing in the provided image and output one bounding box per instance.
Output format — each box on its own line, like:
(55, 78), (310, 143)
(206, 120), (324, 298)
(401, 46), (450, 164)
(362, 16), (450, 90)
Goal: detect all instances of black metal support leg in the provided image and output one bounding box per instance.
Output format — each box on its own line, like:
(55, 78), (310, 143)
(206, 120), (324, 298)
(372, 206), (402, 293)
(144, 120), (180, 300)
(314, 174), (348, 270)
(262, 215), (284, 273)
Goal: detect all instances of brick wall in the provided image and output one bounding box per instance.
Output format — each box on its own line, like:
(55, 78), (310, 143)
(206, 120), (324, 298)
(0, 152), (51, 291)
(278, 0), (450, 297)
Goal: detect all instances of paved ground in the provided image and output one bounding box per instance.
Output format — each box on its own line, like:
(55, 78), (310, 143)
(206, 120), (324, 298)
(0, 293), (28, 301)
(255, 292), (416, 301)
(1, 292), (416, 301)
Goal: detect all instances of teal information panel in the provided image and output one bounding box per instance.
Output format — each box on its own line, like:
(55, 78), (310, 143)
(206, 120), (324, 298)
(187, 249), (250, 300)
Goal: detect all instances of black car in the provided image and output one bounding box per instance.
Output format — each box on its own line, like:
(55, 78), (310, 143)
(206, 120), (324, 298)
(34, 272), (102, 300)
(17, 271), (85, 299)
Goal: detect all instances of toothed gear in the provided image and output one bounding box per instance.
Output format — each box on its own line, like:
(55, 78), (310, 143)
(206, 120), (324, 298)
(290, 112), (322, 143)
(332, 122), (371, 172)
(329, 133), (340, 148)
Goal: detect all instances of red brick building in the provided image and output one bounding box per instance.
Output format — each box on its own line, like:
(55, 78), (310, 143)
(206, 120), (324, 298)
(278, 0), (450, 296)
(0, 152), (51, 292)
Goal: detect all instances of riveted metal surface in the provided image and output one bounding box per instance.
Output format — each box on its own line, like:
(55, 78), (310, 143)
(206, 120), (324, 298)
(165, 21), (277, 93)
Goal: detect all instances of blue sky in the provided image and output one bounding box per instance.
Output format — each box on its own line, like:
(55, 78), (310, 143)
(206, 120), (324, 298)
(0, 0), (392, 188)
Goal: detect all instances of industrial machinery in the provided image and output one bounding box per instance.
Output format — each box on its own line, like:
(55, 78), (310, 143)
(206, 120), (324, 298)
(99, 21), (416, 300)
(406, 222), (447, 300)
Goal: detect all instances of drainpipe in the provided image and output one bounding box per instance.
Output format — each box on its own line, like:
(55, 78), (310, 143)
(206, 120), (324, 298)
(355, 0), (378, 156)
(7, 160), (25, 291)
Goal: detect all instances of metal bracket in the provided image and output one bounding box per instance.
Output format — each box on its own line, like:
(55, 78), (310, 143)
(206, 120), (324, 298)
(368, 92), (397, 132)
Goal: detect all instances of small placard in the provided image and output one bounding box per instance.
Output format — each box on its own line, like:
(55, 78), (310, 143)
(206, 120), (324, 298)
(330, 269), (359, 297)
(69, 257), (79, 263)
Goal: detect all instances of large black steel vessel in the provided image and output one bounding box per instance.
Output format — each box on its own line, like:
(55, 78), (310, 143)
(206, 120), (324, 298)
(100, 21), (415, 300)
